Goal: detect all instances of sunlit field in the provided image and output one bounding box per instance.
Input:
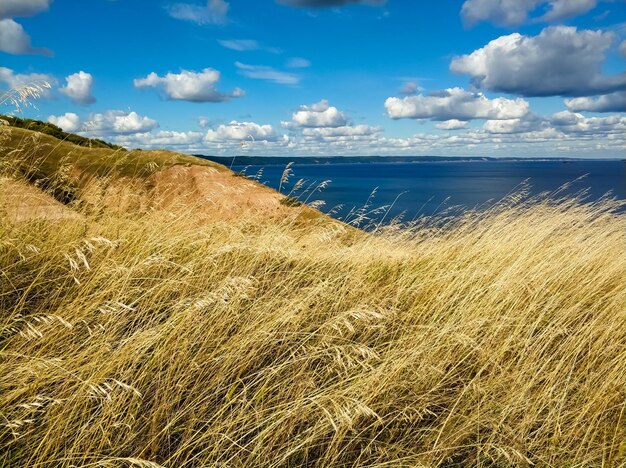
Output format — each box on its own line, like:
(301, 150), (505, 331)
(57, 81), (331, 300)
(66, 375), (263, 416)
(1, 123), (625, 467)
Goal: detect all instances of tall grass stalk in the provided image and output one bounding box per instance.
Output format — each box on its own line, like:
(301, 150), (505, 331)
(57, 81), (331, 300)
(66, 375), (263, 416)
(0, 82), (51, 114)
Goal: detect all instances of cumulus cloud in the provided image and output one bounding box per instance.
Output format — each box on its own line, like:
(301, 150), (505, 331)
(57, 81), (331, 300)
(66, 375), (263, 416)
(451, 26), (626, 97)
(0, 0), (51, 19)
(47, 113), (81, 133)
(291, 100), (348, 127)
(83, 110), (159, 135)
(277, 0), (385, 7)
(481, 109), (626, 138)
(278, 100), (386, 151)
(297, 110), (625, 156)
(235, 62), (300, 85)
(482, 114), (546, 134)
(564, 91), (626, 112)
(0, 67), (55, 95)
(166, 0), (229, 25)
(79, 111), (626, 158)
(205, 121), (278, 141)
(436, 119), (469, 130)
(115, 130), (205, 148)
(385, 88), (529, 121)
(115, 127), (293, 153)
(461, 0), (597, 27)
(48, 111), (159, 137)
(0, 1), (52, 55)
(301, 124), (381, 138)
(549, 110), (626, 134)
(0, 18), (51, 55)
(134, 68), (244, 102)
(619, 40), (626, 58)
(59, 71), (95, 105)
(45, 101), (626, 158)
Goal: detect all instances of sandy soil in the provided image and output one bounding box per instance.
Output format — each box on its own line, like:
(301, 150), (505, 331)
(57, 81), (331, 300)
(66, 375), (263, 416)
(147, 165), (286, 219)
(0, 178), (81, 223)
(1, 164), (321, 225)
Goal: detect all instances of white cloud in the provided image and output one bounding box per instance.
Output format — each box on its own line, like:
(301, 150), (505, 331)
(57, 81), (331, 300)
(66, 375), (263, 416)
(0, 18), (50, 55)
(565, 91), (626, 113)
(134, 68), (244, 102)
(549, 110), (626, 134)
(0, 67), (55, 95)
(451, 26), (626, 97)
(235, 62), (300, 85)
(461, 0), (597, 27)
(291, 113), (625, 156)
(115, 130), (205, 148)
(483, 119), (523, 134)
(218, 39), (280, 54)
(483, 115), (544, 134)
(301, 124), (381, 138)
(79, 111), (626, 158)
(462, 0), (539, 27)
(166, 0), (229, 25)
(385, 88), (529, 121)
(541, 0), (597, 21)
(286, 57), (311, 68)
(45, 101), (626, 159)
(205, 120), (278, 141)
(0, 0), (51, 19)
(481, 110), (626, 138)
(619, 40), (626, 58)
(83, 110), (159, 135)
(277, 0), (385, 7)
(291, 100), (348, 127)
(59, 71), (95, 105)
(280, 101), (385, 151)
(436, 119), (469, 130)
(197, 116), (214, 128)
(0, 1), (51, 55)
(218, 39), (259, 51)
(399, 81), (422, 96)
(48, 113), (82, 133)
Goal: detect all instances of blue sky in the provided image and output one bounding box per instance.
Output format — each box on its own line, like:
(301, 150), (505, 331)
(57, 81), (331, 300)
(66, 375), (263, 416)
(1, 0), (625, 157)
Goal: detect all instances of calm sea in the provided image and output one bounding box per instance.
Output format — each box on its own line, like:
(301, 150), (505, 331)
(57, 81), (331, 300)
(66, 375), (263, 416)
(235, 160), (626, 224)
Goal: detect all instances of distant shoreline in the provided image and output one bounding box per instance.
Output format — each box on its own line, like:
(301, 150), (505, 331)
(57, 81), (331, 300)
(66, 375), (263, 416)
(196, 155), (625, 166)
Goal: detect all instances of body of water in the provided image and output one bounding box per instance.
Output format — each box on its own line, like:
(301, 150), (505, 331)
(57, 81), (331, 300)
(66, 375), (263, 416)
(235, 160), (626, 224)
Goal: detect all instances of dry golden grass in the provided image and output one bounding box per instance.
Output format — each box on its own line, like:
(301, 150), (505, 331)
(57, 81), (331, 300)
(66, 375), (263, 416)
(1, 129), (626, 467)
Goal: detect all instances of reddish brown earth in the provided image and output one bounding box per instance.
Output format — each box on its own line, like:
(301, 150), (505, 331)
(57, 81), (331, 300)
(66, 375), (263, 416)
(0, 178), (81, 223)
(0, 125), (327, 226)
(148, 165), (286, 219)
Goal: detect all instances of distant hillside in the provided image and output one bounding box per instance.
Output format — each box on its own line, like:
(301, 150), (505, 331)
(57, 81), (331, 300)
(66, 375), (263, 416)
(195, 155), (494, 166)
(195, 154), (584, 166)
(0, 115), (124, 150)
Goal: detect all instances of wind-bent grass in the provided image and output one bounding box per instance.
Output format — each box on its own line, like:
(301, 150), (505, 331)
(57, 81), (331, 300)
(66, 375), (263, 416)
(1, 131), (625, 466)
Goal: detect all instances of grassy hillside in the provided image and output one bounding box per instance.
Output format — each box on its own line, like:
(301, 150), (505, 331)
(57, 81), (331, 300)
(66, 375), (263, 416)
(1, 125), (221, 178)
(1, 115), (124, 150)
(1, 125), (625, 467)
(0, 125), (228, 208)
